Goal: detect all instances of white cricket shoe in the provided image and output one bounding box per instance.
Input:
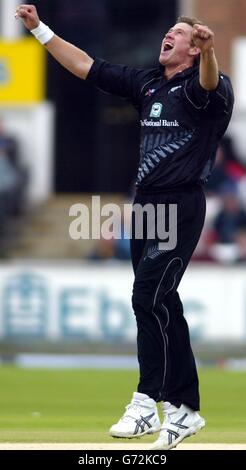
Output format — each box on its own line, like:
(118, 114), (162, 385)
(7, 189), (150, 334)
(151, 402), (205, 450)
(109, 392), (161, 438)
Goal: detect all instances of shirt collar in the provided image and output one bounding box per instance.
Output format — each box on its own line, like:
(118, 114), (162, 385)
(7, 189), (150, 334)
(158, 63), (199, 82)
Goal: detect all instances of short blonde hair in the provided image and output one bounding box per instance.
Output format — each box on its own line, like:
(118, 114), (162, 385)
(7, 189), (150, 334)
(176, 16), (204, 28)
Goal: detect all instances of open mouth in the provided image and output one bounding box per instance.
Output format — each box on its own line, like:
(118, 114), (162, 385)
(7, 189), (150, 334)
(163, 42), (174, 52)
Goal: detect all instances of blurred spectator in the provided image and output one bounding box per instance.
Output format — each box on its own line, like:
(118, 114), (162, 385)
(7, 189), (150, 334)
(235, 230), (246, 262)
(238, 172), (246, 209)
(197, 135), (246, 264)
(113, 236), (131, 260)
(88, 198), (132, 261)
(0, 120), (28, 216)
(0, 119), (29, 256)
(206, 136), (246, 196)
(221, 136), (246, 182)
(213, 192), (246, 244)
(206, 144), (234, 194)
(113, 201), (131, 260)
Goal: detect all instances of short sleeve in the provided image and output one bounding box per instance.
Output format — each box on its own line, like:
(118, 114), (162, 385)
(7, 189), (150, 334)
(86, 57), (157, 107)
(183, 73), (234, 116)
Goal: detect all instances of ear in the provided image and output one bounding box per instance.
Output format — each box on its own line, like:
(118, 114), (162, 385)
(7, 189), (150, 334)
(189, 46), (200, 57)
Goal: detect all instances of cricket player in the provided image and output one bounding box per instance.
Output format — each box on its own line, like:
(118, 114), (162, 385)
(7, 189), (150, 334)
(16, 4), (234, 449)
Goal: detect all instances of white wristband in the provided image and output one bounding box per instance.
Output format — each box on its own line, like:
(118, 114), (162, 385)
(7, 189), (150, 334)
(31, 21), (54, 45)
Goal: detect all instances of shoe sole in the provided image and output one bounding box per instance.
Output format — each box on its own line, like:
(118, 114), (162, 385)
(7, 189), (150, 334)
(151, 418), (205, 450)
(110, 424), (162, 439)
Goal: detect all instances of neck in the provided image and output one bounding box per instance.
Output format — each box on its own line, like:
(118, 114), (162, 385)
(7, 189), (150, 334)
(164, 62), (191, 80)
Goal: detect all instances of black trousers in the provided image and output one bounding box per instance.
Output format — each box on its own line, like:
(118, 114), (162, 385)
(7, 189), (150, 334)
(130, 185), (206, 410)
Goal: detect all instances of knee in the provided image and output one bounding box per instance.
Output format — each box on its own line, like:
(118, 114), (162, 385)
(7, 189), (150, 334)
(132, 281), (152, 315)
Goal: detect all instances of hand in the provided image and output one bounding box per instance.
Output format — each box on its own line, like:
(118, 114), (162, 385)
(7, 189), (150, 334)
(15, 4), (40, 30)
(192, 24), (215, 53)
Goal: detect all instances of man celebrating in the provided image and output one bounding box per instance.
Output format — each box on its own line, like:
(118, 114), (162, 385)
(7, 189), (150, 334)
(16, 4), (234, 450)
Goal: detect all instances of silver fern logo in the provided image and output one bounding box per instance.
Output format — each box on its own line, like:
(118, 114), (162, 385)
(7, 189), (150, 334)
(168, 85), (182, 94)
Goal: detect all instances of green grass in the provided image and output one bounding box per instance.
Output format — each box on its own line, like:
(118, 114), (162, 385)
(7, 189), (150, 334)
(0, 367), (245, 443)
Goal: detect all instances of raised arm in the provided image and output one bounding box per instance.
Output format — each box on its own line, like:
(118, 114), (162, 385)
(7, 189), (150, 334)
(192, 24), (219, 91)
(15, 4), (94, 80)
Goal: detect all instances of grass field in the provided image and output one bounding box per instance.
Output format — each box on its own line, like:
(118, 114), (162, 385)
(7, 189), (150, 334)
(0, 367), (245, 444)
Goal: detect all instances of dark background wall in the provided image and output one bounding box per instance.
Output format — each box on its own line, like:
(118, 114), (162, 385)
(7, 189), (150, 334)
(28, 1), (177, 193)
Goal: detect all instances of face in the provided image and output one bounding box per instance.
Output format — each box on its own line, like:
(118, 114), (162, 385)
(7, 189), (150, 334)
(159, 22), (198, 68)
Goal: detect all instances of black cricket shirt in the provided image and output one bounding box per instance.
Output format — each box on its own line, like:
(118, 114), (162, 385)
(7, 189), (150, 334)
(86, 58), (234, 191)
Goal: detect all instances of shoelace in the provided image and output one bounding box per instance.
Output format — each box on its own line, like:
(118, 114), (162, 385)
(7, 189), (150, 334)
(122, 401), (144, 420)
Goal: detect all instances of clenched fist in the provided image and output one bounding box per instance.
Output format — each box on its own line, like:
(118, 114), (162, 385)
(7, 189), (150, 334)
(192, 24), (215, 53)
(15, 4), (40, 30)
